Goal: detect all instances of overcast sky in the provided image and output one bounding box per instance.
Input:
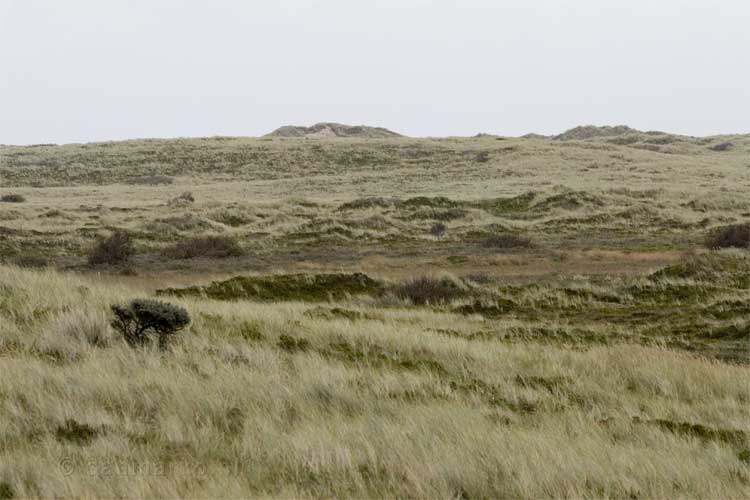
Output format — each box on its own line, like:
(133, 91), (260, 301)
(1, 0), (748, 144)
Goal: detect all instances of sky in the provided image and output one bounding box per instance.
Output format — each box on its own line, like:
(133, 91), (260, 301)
(1, 0), (749, 144)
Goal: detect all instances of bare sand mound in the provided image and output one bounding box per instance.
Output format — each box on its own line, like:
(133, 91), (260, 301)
(266, 122), (402, 138)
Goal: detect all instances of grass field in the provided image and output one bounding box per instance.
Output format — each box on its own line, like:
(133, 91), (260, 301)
(0, 127), (749, 498)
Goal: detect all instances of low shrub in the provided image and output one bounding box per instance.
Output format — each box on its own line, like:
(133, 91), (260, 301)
(88, 230), (135, 265)
(55, 419), (101, 445)
(126, 175), (174, 185)
(0, 194), (25, 203)
(163, 235), (243, 259)
(394, 276), (467, 305)
(710, 142), (733, 152)
(705, 223), (750, 249)
(110, 299), (190, 349)
(429, 222), (446, 238)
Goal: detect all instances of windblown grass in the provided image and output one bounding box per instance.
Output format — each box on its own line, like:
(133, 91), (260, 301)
(0, 265), (749, 498)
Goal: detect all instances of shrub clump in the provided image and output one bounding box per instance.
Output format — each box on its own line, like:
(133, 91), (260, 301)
(705, 223), (750, 249)
(163, 235), (243, 259)
(55, 419), (100, 445)
(0, 194), (25, 203)
(429, 222), (446, 239)
(394, 276), (468, 305)
(710, 142), (733, 152)
(110, 299), (190, 349)
(126, 175), (174, 185)
(88, 230), (135, 266)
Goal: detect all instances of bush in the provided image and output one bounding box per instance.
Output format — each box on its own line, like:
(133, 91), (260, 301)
(88, 230), (135, 265)
(429, 222), (446, 239)
(710, 142), (733, 152)
(394, 276), (467, 305)
(482, 234), (534, 249)
(163, 235), (243, 259)
(110, 299), (190, 349)
(705, 223), (750, 249)
(0, 194), (25, 203)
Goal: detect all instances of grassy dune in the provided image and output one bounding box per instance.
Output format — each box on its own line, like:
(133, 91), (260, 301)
(0, 129), (749, 498)
(1, 132), (749, 273)
(0, 265), (749, 498)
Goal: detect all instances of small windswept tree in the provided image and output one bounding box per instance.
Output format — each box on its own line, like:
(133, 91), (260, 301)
(111, 299), (190, 350)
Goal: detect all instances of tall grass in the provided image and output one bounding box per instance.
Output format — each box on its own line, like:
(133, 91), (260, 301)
(0, 265), (748, 498)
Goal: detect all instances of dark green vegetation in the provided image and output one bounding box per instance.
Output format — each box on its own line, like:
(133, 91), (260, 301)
(706, 223), (750, 249)
(110, 299), (191, 349)
(55, 419), (102, 446)
(0, 194), (25, 203)
(159, 272), (385, 302)
(162, 235), (244, 260)
(87, 230), (135, 266)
